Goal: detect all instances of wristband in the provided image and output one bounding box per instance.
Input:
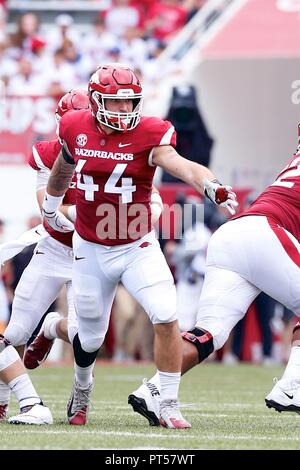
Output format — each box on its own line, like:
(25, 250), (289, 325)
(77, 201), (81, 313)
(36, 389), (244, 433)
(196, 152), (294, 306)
(43, 192), (64, 214)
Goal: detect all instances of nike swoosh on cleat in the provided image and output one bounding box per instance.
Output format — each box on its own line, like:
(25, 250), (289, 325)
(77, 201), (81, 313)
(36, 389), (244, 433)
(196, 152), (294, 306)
(284, 392), (294, 399)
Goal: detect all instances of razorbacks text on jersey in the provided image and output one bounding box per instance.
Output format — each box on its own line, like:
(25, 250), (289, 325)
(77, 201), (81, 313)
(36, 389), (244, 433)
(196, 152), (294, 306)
(236, 152), (300, 242)
(59, 109), (176, 245)
(28, 140), (76, 247)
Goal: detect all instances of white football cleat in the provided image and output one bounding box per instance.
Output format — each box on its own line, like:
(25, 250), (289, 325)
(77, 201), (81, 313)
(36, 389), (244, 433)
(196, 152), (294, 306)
(8, 403), (53, 425)
(159, 399), (191, 429)
(128, 378), (160, 426)
(265, 377), (300, 413)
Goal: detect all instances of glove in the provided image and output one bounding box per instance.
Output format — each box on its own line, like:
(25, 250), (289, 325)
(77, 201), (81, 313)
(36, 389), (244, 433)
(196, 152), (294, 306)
(43, 209), (74, 233)
(42, 192), (74, 233)
(203, 178), (238, 216)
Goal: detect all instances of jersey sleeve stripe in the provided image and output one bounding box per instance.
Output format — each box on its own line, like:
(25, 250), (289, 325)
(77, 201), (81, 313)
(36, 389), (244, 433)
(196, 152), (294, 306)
(159, 125), (175, 146)
(32, 146), (49, 171)
(148, 125), (175, 167)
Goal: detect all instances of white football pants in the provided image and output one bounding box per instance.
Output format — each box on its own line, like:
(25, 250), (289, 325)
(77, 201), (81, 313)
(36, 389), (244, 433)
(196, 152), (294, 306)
(5, 236), (77, 345)
(196, 216), (300, 350)
(72, 230), (176, 353)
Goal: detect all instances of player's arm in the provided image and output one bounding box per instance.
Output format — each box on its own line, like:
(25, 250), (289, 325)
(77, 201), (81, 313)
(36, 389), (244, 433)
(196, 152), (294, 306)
(34, 157), (76, 223)
(37, 188), (76, 223)
(152, 145), (238, 215)
(41, 149), (76, 232)
(150, 185), (163, 224)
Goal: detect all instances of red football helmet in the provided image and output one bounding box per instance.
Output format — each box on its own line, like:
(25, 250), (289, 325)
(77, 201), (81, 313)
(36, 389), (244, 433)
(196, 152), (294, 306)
(55, 89), (89, 123)
(88, 64), (142, 132)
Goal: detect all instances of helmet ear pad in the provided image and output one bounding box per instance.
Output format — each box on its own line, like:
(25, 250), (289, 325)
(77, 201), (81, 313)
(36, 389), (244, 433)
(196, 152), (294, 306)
(88, 64), (143, 131)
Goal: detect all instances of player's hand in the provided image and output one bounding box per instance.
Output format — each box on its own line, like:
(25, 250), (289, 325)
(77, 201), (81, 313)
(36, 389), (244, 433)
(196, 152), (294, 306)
(42, 209), (74, 233)
(203, 178), (238, 215)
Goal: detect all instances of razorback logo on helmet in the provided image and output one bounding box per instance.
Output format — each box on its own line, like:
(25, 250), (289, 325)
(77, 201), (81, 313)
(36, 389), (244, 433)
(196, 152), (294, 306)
(88, 64), (143, 132)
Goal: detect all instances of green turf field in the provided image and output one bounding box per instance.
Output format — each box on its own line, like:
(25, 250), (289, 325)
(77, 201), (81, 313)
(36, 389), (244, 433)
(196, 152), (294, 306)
(1, 362), (300, 450)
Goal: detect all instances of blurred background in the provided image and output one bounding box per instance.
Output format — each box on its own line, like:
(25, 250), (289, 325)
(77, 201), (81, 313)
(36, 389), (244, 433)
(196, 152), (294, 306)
(1, 0), (300, 365)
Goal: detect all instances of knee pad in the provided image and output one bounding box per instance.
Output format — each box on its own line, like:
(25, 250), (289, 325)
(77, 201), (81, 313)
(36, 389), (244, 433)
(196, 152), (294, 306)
(4, 322), (31, 346)
(181, 327), (214, 363)
(149, 283), (177, 324)
(0, 344), (20, 372)
(80, 336), (104, 354)
(178, 314), (198, 333)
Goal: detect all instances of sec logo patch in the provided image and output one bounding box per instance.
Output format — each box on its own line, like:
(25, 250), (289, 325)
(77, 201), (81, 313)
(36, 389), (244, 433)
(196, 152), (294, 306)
(76, 134), (88, 147)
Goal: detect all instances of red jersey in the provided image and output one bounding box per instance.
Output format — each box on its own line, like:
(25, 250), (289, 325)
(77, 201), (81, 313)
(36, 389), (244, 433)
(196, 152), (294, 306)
(28, 140), (76, 248)
(236, 153), (300, 242)
(59, 110), (176, 245)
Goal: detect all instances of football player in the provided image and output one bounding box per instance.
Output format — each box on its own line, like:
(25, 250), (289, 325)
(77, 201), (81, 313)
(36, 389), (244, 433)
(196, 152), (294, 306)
(129, 125), (300, 424)
(42, 63), (237, 428)
(0, 90), (90, 420)
(1, 88), (165, 420)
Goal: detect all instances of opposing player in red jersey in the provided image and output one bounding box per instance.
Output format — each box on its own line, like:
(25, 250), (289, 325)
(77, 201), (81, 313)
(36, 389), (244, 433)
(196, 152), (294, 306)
(129, 127), (300, 424)
(42, 63), (237, 428)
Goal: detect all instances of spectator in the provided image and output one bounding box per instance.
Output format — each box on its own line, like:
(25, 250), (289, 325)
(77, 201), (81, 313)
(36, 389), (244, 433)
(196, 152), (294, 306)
(9, 12), (41, 60)
(82, 16), (119, 67)
(104, 0), (141, 38)
(119, 26), (148, 69)
(62, 40), (93, 83)
(6, 57), (47, 96)
(43, 48), (77, 98)
(46, 14), (81, 54)
(0, 39), (17, 86)
(145, 0), (187, 43)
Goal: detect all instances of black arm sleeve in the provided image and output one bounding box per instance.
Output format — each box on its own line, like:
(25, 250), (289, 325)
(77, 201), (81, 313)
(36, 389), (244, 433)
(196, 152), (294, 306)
(62, 146), (75, 165)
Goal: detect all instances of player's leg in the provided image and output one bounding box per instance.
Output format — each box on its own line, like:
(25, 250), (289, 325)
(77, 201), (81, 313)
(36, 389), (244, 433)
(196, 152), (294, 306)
(123, 232), (191, 429)
(129, 220), (261, 422)
(0, 335), (52, 424)
(3, 241), (70, 408)
(180, 266), (260, 372)
(24, 281), (74, 369)
(265, 322), (300, 413)
(67, 232), (118, 425)
(176, 276), (204, 332)
(5, 239), (71, 347)
(254, 222), (300, 412)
